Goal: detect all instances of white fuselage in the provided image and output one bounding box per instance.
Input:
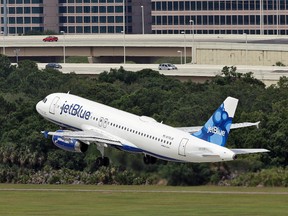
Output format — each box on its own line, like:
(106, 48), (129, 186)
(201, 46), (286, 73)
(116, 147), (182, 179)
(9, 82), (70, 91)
(36, 93), (236, 163)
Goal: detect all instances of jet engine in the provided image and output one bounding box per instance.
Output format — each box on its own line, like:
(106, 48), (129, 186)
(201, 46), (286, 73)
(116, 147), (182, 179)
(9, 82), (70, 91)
(52, 134), (88, 153)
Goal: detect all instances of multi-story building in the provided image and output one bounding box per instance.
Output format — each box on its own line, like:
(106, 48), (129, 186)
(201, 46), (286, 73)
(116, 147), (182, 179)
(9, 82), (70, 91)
(1, 0), (288, 35)
(0, 0), (151, 35)
(152, 0), (288, 35)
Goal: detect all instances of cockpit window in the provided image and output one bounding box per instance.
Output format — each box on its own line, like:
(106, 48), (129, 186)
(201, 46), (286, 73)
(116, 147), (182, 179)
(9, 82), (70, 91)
(42, 97), (47, 103)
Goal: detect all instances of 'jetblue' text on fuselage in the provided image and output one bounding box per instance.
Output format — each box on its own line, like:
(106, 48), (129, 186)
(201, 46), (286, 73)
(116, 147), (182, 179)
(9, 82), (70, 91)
(60, 102), (91, 120)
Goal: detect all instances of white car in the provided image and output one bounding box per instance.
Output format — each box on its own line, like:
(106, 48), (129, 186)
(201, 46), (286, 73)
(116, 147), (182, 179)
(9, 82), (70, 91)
(158, 63), (177, 70)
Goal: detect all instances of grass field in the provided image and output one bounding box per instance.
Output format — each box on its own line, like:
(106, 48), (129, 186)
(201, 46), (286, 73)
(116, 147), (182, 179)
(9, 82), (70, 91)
(0, 184), (287, 216)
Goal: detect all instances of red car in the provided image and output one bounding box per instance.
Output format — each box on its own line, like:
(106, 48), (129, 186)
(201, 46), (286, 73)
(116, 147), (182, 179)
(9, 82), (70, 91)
(43, 36), (58, 42)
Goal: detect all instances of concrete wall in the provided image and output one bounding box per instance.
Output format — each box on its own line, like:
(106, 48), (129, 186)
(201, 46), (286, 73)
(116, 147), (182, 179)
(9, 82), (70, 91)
(43, 0), (59, 33)
(196, 49), (288, 66)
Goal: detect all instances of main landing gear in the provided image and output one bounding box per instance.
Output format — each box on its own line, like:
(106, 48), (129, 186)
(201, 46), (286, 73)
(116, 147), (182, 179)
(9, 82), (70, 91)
(143, 155), (157, 165)
(96, 156), (110, 167)
(96, 144), (110, 167)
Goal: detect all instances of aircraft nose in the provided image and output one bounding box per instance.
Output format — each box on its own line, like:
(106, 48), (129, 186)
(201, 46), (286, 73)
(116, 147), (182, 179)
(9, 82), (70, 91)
(36, 101), (41, 113)
(36, 101), (45, 115)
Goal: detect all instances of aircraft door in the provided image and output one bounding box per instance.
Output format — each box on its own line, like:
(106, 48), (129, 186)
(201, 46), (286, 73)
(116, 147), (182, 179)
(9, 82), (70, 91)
(49, 96), (60, 114)
(178, 138), (189, 156)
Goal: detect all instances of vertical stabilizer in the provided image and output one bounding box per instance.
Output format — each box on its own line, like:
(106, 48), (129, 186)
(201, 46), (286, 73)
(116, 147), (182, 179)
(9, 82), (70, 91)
(192, 97), (238, 146)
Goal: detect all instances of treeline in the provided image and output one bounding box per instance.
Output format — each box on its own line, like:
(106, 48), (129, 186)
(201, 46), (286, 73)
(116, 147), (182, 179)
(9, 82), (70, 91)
(0, 55), (287, 186)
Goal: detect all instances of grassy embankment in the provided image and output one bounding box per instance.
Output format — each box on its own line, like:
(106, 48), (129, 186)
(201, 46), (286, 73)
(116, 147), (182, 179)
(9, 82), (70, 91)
(0, 184), (287, 216)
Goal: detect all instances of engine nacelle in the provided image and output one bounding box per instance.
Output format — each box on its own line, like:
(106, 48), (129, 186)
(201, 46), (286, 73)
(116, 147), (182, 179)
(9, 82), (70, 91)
(52, 134), (88, 153)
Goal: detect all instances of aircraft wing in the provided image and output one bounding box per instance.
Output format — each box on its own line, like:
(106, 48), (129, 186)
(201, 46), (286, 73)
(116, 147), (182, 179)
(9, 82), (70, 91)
(42, 129), (123, 146)
(177, 121), (260, 134)
(230, 149), (270, 155)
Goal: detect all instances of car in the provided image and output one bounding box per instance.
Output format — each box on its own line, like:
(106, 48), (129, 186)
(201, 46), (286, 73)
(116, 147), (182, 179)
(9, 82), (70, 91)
(45, 63), (62, 69)
(43, 36), (58, 42)
(158, 63), (177, 70)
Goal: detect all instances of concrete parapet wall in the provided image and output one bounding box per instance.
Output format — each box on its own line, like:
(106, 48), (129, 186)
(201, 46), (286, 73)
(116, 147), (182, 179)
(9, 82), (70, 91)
(197, 49), (288, 66)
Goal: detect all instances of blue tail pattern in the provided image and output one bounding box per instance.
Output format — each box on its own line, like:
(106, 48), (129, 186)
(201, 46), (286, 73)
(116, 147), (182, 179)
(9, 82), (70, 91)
(192, 97), (238, 146)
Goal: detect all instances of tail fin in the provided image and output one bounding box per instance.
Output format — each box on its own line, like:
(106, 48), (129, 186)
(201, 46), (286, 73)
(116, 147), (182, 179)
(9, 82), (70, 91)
(192, 97), (238, 146)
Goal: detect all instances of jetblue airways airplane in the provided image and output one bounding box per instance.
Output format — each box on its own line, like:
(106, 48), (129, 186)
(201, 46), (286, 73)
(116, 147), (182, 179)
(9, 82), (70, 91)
(36, 93), (269, 166)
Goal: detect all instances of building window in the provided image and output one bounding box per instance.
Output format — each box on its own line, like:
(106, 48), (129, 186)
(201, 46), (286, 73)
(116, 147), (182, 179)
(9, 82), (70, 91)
(108, 26), (114, 33)
(115, 16), (123, 23)
(115, 6), (122, 12)
(107, 16), (114, 23)
(100, 26), (106, 33)
(76, 26), (83, 33)
(9, 8), (15, 14)
(16, 7), (23, 14)
(107, 6), (114, 13)
(68, 7), (74, 13)
(84, 26), (91, 33)
(24, 7), (30, 13)
(84, 16), (90, 23)
(99, 6), (106, 13)
(68, 26), (75, 33)
(17, 17), (23, 24)
(68, 16), (75, 23)
(76, 16), (83, 23)
(59, 7), (67, 13)
(92, 16), (98, 23)
(92, 26), (99, 33)
(24, 17), (31, 24)
(9, 17), (16, 24)
(100, 16), (106, 23)
(84, 6), (90, 13)
(32, 7), (43, 14)
(76, 6), (82, 13)
(92, 6), (98, 13)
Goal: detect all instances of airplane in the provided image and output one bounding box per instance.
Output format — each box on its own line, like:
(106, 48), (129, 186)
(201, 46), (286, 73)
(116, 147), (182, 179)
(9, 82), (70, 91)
(36, 92), (269, 167)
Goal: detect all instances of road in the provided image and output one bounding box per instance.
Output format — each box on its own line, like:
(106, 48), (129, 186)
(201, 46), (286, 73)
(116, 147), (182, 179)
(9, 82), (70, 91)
(3, 34), (288, 48)
(37, 63), (288, 86)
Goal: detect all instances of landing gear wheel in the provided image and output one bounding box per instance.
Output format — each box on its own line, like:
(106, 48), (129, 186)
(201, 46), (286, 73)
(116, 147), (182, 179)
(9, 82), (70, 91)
(143, 155), (150, 165)
(96, 157), (110, 167)
(143, 155), (157, 165)
(96, 157), (103, 167)
(103, 157), (110, 167)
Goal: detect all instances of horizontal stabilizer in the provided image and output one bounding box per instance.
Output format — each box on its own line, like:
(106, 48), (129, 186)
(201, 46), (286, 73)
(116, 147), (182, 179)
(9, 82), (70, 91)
(230, 121), (260, 129)
(231, 149), (269, 155)
(177, 121), (260, 134)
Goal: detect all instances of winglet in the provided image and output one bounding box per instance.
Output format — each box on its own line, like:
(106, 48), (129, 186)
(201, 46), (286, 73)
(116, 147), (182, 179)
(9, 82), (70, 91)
(192, 97), (238, 146)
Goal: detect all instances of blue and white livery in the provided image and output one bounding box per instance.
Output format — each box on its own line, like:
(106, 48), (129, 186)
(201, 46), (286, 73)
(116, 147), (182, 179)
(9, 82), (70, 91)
(36, 93), (269, 166)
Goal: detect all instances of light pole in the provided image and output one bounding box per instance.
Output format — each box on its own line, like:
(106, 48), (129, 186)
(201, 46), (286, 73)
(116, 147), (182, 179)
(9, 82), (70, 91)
(121, 30), (126, 64)
(122, 0), (126, 64)
(260, 0), (263, 35)
(177, 50), (182, 65)
(189, 20), (195, 64)
(0, 31), (5, 55)
(276, 0), (279, 36)
(141, 5), (144, 34)
(3, 0), (7, 36)
(14, 48), (20, 63)
(181, 31), (186, 64)
(243, 33), (247, 65)
(60, 31), (66, 64)
(123, 0), (125, 35)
